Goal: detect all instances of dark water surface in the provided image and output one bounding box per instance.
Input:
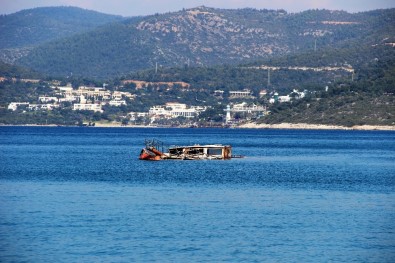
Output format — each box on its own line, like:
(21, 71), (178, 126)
(0, 127), (394, 262)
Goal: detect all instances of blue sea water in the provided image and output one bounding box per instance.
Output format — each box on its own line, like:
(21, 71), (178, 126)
(0, 126), (394, 262)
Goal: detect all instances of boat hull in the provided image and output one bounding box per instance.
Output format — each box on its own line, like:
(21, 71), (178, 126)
(139, 148), (162, 161)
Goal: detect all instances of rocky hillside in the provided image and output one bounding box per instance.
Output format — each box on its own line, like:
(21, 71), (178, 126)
(4, 6), (395, 78)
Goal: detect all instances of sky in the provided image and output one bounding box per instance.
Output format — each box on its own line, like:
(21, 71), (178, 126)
(1, 0), (394, 16)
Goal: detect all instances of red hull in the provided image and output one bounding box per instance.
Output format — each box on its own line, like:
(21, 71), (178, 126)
(139, 152), (151, 160)
(139, 148), (162, 161)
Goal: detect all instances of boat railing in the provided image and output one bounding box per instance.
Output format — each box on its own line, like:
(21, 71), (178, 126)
(144, 139), (166, 153)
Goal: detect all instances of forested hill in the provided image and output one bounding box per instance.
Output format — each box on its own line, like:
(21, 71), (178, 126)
(11, 6), (395, 78)
(0, 61), (42, 79)
(0, 7), (125, 63)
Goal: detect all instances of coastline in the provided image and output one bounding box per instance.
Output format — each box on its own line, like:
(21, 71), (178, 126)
(1, 122), (395, 131)
(238, 122), (395, 131)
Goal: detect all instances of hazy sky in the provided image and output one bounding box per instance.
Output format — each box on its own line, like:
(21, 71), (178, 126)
(1, 0), (394, 16)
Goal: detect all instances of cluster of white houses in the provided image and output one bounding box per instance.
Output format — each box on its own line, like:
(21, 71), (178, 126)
(7, 82), (307, 123)
(134, 101), (268, 123)
(8, 85), (134, 113)
(7, 102), (60, 111)
(269, 89), (307, 103)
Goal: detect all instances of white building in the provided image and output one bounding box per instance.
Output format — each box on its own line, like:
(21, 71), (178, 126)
(224, 102), (267, 122)
(8, 102), (29, 111)
(165, 102), (187, 110)
(278, 95), (291, 103)
(73, 103), (103, 112)
(149, 106), (171, 117)
(56, 86), (73, 93)
(291, 89), (306, 99)
(128, 112), (149, 121)
(109, 100), (127, 106)
(170, 108), (197, 118)
(149, 103), (204, 119)
(75, 86), (111, 100)
(28, 104), (59, 111)
(232, 102), (249, 111)
(229, 89), (252, 98)
(79, 86), (104, 91)
(191, 106), (206, 112)
(121, 92), (136, 99)
(39, 96), (58, 103)
(58, 95), (78, 103)
(231, 102), (266, 113)
(269, 90), (307, 104)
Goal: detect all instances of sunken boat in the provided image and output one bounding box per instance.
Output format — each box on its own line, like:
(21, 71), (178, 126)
(139, 139), (237, 160)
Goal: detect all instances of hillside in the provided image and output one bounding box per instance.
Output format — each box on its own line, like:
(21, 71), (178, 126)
(258, 46), (395, 127)
(0, 61), (42, 79)
(14, 7), (395, 78)
(0, 6), (124, 63)
(121, 39), (394, 93)
(1, 39), (393, 127)
(262, 92), (395, 127)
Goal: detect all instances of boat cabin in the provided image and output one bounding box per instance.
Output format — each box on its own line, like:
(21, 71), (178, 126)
(166, 144), (232, 160)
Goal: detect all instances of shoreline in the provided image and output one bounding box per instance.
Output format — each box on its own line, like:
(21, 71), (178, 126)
(1, 122), (394, 131)
(238, 122), (395, 131)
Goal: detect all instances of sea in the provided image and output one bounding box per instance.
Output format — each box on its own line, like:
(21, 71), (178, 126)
(0, 126), (394, 262)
